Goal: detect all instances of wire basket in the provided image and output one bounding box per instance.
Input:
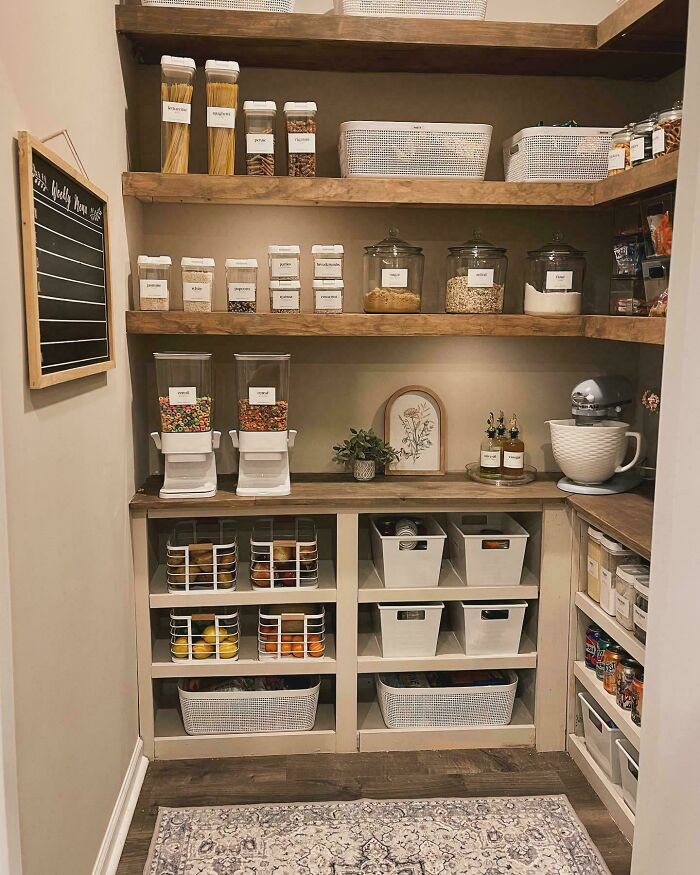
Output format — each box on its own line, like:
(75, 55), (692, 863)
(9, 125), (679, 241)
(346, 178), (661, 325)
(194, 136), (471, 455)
(258, 605), (326, 660)
(142, 0), (295, 11)
(250, 517), (319, 590)
(170, 608), (240, 662)
(339, 122), (492, 178)
(333, 0), (486, 17)
(166, 520), (237, 593)
(503, 126), (620, 182)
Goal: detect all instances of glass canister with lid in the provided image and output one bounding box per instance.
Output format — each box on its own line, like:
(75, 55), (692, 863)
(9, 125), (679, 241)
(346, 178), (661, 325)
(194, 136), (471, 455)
(630, 114), (658, 167)
(633, 577), (650, 644)
(653, 99), (683, 157)
(607, 123), (635, 176)
(524, 233), (586, 316)
(615, 564), (650, 631)
(445, 230), (507, 314)
(599, 537), (636, 616)
(363, 229), (424, 314)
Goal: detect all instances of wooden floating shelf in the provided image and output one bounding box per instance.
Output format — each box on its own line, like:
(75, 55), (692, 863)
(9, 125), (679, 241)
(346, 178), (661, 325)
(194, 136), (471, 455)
(568, 489), (654, 560)
(575, 592), (646, 666)
(116, 1), (686, 79)
(574, 661), (641, 749)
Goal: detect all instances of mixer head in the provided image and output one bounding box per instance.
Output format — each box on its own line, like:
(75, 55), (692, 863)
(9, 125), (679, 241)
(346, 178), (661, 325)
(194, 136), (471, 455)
(571, 376), (633, 425)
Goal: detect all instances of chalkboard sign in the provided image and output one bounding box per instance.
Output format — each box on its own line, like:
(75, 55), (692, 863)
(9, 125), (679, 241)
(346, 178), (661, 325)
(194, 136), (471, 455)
(18, 132), (114, 389)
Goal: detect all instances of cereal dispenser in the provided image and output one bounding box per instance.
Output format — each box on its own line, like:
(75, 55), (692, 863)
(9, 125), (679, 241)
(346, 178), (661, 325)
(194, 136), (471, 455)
(152, 352), (221, 499)
(229, 353), (296, 496)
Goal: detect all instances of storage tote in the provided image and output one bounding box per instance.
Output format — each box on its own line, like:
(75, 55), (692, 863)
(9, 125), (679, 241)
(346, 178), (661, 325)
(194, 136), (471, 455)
(450, 601), (527, 656)
(503, 126), (619, 182)
(143, 0), (294, 10)
(579, 691), (624, 783)
(616, 738), (640, 814)
(370, 516), (447, 589)
(373, 603), (444, 657)
(340, 122), (492, 179)
(333, 0), (487, 19)
(447, 513), (529, 586)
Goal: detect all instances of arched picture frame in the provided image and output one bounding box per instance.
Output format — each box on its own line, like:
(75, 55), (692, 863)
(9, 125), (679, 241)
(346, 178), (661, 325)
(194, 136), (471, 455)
(384, 385), (446, 476)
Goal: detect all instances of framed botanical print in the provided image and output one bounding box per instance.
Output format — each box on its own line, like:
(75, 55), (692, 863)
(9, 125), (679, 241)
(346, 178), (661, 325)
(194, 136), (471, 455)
(384, 386), (446, 476)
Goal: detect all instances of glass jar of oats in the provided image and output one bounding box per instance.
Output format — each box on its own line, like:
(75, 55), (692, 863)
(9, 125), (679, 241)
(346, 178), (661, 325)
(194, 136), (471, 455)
(445, 231), (507, 314)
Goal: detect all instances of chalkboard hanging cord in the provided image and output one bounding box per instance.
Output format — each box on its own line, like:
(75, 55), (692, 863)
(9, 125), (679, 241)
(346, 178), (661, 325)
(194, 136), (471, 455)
(40, 129), (90, 181)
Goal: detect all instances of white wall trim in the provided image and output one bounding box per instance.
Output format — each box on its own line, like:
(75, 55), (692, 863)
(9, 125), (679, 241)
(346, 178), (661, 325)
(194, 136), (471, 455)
(91, 739), (147, 875)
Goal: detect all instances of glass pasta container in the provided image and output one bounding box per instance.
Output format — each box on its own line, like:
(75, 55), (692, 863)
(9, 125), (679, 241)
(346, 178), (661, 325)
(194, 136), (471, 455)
(205, 60), (239, 176)
(235, 353), (290, 433)
(226, 259), (257, 313)
(284, 101), (317, 177)
(138, 255), (171, 311)
(155, 352), (213, 434)
(161, 55), (196, 174)
(363, 229), (424, 314)
(445, 231), (507, 314)
(244, 101), (276, 177)
(181, 257), (215, 312)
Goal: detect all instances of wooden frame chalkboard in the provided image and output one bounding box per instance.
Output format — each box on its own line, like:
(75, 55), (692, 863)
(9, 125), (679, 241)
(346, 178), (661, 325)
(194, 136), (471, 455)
(18, 131), (115, 389)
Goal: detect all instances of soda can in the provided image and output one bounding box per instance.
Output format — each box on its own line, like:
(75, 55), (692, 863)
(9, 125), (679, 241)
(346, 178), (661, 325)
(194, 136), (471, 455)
(585, 625), (600, 670)
(603, 644), (624, 694)
(616, 658), (640, 710)
(595, 633), (612, 680)
(631, 676), (644, 726)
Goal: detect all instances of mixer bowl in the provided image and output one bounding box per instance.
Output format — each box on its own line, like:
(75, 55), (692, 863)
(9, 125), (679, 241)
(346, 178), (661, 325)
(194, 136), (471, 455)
(546, 419), (643, 485)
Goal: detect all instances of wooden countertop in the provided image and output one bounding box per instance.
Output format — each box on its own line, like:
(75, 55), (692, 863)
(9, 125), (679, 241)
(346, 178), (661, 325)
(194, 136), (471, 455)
(567, 486), (654, 560)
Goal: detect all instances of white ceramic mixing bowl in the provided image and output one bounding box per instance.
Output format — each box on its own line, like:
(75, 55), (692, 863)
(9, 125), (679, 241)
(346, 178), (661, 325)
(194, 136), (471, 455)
(546, 420), (642, 485)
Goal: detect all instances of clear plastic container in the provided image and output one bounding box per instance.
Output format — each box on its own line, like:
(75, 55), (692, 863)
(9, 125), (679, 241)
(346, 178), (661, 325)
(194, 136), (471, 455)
(312, 244), (344, 279)
(269, 280), (301, 313)
(244, 100), (276, 176)
(630, 115), (658, 167)
(600, 538), (636, 616)
(268, 245), (301, 280)
(155, 352), (213, 434)
(653, 100), (682, 157)
(586, 527), (603, 603)
(181, 257), (215, 312)
(226, 259), (257, 313)
(445, 231), (507, 314)
(138, 255), (172, 311)
(634, 578), (650, 644)
(615, 564), (650, 631)
(524, 232), (585, 316)
(313, 279), (344, 314)
(363, 228), (424, 314)
(235, 353), (290, 432)
(607, 124), (634, 176)
(205, 60), (239, 176)
(284, 101), (317, 177)
(161, 56), (196, 174)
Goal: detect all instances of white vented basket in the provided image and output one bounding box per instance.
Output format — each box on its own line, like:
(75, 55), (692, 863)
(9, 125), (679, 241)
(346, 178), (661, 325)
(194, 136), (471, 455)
(178, 678), (320, 735)
(340, 122), (492, 179)
(503, 126), (619, 182)
(142, 0), (294, 11)
(450, 601), (527, 656)
(447, 513), (529, 586)
(250, 517), (319, 590)
(333, 0), (486, 19)
(370, 516), (447, 589)
(258, 605), (326, 661)
(616, 738), (640, 814)
(377, 670), (518, 728)
(373, 603), (444, 657)
(167, 520), (237, 593)
(579, 691), (624, 783)
(170, 608), (240, 662)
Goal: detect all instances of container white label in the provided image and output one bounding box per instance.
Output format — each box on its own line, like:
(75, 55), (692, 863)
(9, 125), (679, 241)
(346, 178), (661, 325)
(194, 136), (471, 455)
(315, 290), (343, 310)
(314, 258), (343, 279)
(616, 593), (631, 619)
(545, 270), (574, 291)
(607, 149), (626, 171)
(288, 133), (316, 153)
(207, 106), (236, 129)
(228, 282), (256, 302)
(630, 136), (646, 162)
(503, 450), (524, 469)
(272, 289), (300, 310)
(652, 128), (665, 155)
(587, 557), (599, 579)
(271, 258), (299, 279)
(183, 282), (211, 302)
(249, 387), (276, 405)
(480, 450), (500, 468)
(467, 268), (494, 288)
(162, 101), (191, 125)
(633, 605), (647, 631)
(169, 386), (197, 406)
(139, 279), (168, 300)
(246, 133), (274, 154)
(382, 268), (408, 288)
(600, 568), (612, 590)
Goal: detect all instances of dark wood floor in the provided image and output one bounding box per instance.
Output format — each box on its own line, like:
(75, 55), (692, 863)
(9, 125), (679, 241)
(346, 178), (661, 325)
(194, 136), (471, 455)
(117, 748), (632, 875)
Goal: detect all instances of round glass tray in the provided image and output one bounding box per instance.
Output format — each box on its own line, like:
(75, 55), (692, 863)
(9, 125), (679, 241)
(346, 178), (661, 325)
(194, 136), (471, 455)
(465, 463), (537, 487)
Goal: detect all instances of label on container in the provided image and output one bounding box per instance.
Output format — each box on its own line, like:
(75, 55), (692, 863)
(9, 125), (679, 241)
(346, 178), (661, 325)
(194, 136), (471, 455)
(503, 450), (524, 469)
(183, 282), (211, 302)
(139, 279), (168, 300)
(480, 450), (500, 468)
(207, 106), (236, 129)
(169, 386), (197, 406)
(272, 289), (300, 310)
(381, 268), (409, 288)
(228, 282), (256, 302)
(630, 136), (646, 162)
(600, 567), (613, 590)
(587, 557), (599, 579)
(246, 133), (274, 154)
(607, 149), (626, 171)
(652, 128), (665, 156)
(616, 593), (631, 619)
(314, 258), (343, 279)
(288, 133), (316, 154)
(315, 289), (343, 310)
(249, 387), (276, 405)
(545, 270), (574, 291)
(467, 268), (495, 288)
(162, 101), (191, 125)
(271, 258), (299, 279)
(633, 604), (648, 631)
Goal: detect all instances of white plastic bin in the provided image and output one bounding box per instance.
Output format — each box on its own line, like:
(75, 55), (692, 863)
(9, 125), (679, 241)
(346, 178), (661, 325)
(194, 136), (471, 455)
(370, 516), (446, 589)
(503, 126), (619, 182)
(579, 691), (624, 783)
(333, 0), (487, 18)
(616, 738), (640, 814)
(373, 603), (444, 657)
(450, 601), (527, 656)
(447, 513), (530, 586)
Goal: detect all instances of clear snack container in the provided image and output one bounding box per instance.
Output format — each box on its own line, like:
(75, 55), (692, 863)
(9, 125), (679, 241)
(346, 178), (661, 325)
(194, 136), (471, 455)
(653, 99), (682, 156)
(607, 123), (634, 176)
(270, 280), (301, 313)
(630, 115), (658, 167)
(244, 100), (276, 176)
(284, 101), (317, 177)
(268, 244), (301, 280)
(155, 352), (213, 434)
(586, 527), (604, 603)
(445, 230), (508, 314)
(226, 259), (257, 313)
(313, 279), (344, 314)
(599, 537), (636, 616)
(161, 55), (196, 174)
(205, 60), (239, 176)
(235, 353), (290, 433)
(634, 578), (650, 644)
(524, 232), (585, 316)
(312, 244), (344, 279)
(363, 228), (424, 314)
(615, 563), (650, 631)
(138, 255), (171, 311)
(181, 257), (215, 312)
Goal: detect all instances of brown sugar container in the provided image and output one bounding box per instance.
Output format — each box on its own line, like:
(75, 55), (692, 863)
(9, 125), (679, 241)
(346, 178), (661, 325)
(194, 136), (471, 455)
(363, 229), (424, 314)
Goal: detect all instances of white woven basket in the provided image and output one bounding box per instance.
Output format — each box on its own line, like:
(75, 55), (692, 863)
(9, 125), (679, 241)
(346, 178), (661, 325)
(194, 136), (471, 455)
(503, 126), (619, 182)
(339, 121), (492, 178)
(178, 679), (320, 734)
(377, 670), (518, 728)
(333, 0), (486, 18)
(142, 0), (295, 11)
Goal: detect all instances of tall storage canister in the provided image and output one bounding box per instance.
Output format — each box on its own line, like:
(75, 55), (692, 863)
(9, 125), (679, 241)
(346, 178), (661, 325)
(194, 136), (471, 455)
(138, 255), (171, 311)
(161, 56), (196, 174)
(205, 60), (239, 176)
(599, 537), (636, 616)
(244, 101), (276, 176)
(586, 527), (604, 603)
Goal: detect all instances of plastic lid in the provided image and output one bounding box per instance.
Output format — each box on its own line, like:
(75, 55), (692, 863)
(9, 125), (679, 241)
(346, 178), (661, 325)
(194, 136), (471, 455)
(587, 527), (604, 542)
(153, 352), (211, 360)
(181, 257), (215, 268)
(268, 245), (301, 255)
(138, 255), (172, 266)
(235, 353), (290, 361)
(269, 279), (301, 289)
(634, 579), (650, 596)
(312, 244), (344, 255)
(225, 258), (258, 268)
(205, 59), (240, 76)
(449, 229), (506, 257)
(312, 279), (344, 289)
(243, 100), (276, 112)
(284, 101), (317, 113)
(161, 55), (196, 73)
(616, 564), (651, 585)
(600, 535), (635, 554)
(365, 228), (423, 256)
(528, 231), (585, 259)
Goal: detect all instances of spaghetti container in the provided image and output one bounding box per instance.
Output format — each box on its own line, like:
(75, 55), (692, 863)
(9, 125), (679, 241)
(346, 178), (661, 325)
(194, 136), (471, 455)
(205, 60), (240, 176)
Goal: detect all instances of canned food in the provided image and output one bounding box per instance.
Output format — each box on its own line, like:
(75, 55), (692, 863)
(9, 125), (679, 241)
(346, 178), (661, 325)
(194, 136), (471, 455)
(631, 676), (644, 726)
(585, 624), (600, 670)
(603, 644), (624, 694)
(595, 633), (612, 681)
(616, 658), (640, 710)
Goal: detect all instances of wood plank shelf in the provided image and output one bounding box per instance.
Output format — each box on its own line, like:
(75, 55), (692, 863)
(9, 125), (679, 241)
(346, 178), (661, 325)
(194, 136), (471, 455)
(115, 4), (686, 79)
(568, 488), (654, 560)
(575, 592), (646, 666)
(597, 0), (688, 52)
(574, 661), (641, 749)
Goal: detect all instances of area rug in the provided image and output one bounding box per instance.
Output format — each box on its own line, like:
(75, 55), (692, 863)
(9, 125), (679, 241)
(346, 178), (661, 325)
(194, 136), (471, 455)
(144, 796), (611, 875)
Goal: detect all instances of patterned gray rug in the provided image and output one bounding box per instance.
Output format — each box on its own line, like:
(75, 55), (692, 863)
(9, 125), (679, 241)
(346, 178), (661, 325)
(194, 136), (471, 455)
(144, 796), (611, 875)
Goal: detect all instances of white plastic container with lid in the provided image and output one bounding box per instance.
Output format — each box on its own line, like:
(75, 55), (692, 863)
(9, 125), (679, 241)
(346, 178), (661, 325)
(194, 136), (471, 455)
(226, 258), (257, 313)
(138, 255), (172, 311)
(205, 60), (240, 176)
(161, 56), (196, 174)
(244, 101), (277, 176)
(268, 245), (301, 280)
(312, 244), (344, 279)
(181, 257), (215, 312)
(284, 101), (317, 177)
(269, 280), (301, 313)
(313, 280), (344, 314)
(586, 527), (604, 603)
(599, 537), (636, 616)
(615, 564), (650, 631)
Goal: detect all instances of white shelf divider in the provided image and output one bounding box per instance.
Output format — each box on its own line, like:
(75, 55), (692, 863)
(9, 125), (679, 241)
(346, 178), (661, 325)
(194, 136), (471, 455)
(573, 661), (641, 749)
(575, 591), (645, 665)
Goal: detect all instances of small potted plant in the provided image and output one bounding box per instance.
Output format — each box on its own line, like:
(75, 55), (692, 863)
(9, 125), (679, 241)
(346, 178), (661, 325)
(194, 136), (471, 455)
(332, 428), (399, 481)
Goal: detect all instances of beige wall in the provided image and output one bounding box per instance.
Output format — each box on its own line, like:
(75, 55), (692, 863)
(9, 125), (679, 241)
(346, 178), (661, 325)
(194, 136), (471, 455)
(0, 2), (138, 874)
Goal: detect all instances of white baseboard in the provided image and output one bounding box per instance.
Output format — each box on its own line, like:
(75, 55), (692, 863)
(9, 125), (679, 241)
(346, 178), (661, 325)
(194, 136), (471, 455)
(92, 738), (148, 875)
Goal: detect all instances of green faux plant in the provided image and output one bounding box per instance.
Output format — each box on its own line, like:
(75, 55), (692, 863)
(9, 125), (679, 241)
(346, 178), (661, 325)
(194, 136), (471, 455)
(332, 428), (399, 468)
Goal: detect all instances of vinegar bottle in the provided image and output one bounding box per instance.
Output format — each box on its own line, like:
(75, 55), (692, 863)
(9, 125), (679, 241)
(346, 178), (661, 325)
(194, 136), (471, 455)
(480, 413), (501, 480)
(502, 414), (525, 479)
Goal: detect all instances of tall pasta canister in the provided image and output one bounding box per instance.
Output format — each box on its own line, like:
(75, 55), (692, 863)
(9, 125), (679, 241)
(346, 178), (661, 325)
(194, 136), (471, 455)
(161, 56), (195, 174)
(244, 101), (276, 176)
(205, 60), (239, 176)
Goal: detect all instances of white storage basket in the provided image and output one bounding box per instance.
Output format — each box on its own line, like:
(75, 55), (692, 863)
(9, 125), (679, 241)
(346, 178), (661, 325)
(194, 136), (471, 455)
(258, 605), (326, 660)
(616, 738), (640, 814)
(447, 513), (529, 586)
(374, 603), (444, 657)
(170, 608), (240, 662)
(450, 601), (527, 656)
(167, 520), (237, 593)
(370, 516), (447, 589)
(250, 517), (319, 590)
(339, 122), (492, 179)
(178, 679), (320, 735)
(333, 0), (486, 19)
(142, 0), (294, 11)
(579, 691), (624, 783)
(377, 670), (518, 728)
(503, 126), (619, 182)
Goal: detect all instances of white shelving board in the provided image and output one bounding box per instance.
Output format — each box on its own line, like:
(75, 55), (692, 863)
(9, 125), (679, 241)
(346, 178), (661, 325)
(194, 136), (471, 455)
(575, 592), (645, 665)
(574, 661), (641, 749)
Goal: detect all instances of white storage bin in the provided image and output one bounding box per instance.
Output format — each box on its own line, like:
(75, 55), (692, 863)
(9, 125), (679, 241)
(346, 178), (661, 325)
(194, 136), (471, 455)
(377, 669), (518, 728)
(447, 513), (529, 586)
(503, 126), (619, 182)
(144, 0), (294, 10)
(170, 608), (239, 662)
(579, 691), (624, 783)
(450, 601), (527, 656)
(339, 121), (492, 179)
(333, 0), (486, 18)
(373, 603), (444, 657)
(370, 516), (446, 589)
(178, 678), (319, 735)
(616, 738), (640, 814)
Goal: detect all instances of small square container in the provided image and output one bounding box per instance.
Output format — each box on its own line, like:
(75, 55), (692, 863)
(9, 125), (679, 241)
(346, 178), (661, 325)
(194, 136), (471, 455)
(181, 257), (215, 312)
(599, 537), (636, 616)
(450, 601), (527, 656)
(373, 603), (444, 657)
(615, 564), (650, 631)
(226, 258), (257, 312)
(370, 516), (447, 589)
(244, 100), (276, 176)
(447, 513), (529, 586)
(313, 279), (344, 314)
(205, 60), (239, 176)
(161, 56), (196, 174)
(284, 101), (317, 177)
(138, 255), (172, 311)
(268, 244), (301, 280)
(270, 280), (301, 313)
(579, 691), (624, 783)
(312, 244), (344, 279)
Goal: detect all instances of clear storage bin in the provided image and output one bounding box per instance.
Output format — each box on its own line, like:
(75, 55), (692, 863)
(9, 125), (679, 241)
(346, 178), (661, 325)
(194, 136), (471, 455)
(579, 691), (624, 783)
(138, 255), (171, 311)
(258, 605), (326, 660)
(616, 564), (650, 631)
(154, 352), (213, 434)
(205, 60), (239, 176)
(250, 517), (318, 589)
(599, 537), (636, 616)
(445, 231), (507, 314)
(181, 257), (214, 312)
(373, 603), (444, 657)
(244, 100), (276, 176)
(634, 578), (650, 645)
(270, 280), (301, 313)
(524, 233), (585, 316)
(235, 353), (290, 432)
(313, 280), (344, 314)
(616, 738), (640, 813)
(312, 245), (344, 279)
(166, 519), (237, 592)
(450, 601), (527, 656)
(161, 56), (195, 174)
(226, 259), (257, 312)
(370, 516), (446, 589)
(268, 244), (301, 280)
(363, 229), (424, 313)
(170, 607), (239, 661)
(586, 527), (604, 603)
(284, 101), (317, 177)
(447, 513), (529, 586)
